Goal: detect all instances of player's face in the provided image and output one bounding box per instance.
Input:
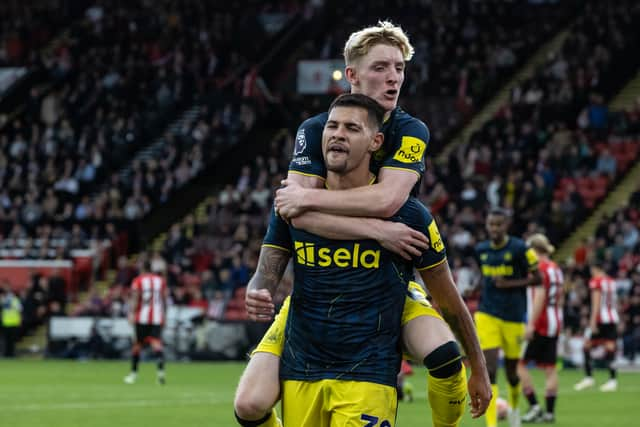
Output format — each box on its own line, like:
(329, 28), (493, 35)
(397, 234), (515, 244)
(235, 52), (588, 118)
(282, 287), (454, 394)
(486, 214), (508, 242)
(347, 44), (405, 113)
(322, 106), (378, 174)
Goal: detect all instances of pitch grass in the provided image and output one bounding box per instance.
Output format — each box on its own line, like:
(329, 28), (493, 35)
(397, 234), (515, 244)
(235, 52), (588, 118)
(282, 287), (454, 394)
(0, 359), (638, 426)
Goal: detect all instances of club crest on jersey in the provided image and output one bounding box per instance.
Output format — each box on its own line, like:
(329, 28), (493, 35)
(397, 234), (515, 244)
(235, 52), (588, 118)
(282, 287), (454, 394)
(503, 252), (512, 261)
(294, 128), (307, 155)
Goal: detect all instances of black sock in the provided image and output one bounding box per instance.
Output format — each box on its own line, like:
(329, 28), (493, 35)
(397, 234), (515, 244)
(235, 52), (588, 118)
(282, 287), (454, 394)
(132, 353), (140, 372)
(545, 394), (556, 415)
(584, 349), (592, 377)
(234, 410), (272, 427)
(524, 387), (538, 407)
(155, 350), (165, 371)
(605, 351), (616, 379)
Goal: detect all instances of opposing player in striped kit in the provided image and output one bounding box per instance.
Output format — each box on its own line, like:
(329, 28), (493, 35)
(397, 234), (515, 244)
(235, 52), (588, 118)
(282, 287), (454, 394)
(574, 262), (620, 392)
(124, 261), (168, 385)
(518, 234), (564, 423)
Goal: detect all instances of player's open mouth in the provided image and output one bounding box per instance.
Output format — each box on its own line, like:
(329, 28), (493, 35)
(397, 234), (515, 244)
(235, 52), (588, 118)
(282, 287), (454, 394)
(384, 89), (398, 98)
(327, 144), (348, 154)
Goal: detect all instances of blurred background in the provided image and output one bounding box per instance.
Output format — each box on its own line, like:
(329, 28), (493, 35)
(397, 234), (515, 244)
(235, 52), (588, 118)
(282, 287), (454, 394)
(0, 0), (638, 372)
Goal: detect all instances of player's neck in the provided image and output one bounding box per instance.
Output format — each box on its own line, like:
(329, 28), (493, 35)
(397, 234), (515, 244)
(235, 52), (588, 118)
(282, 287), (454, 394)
(326, 167), (375, 190)
(490, 235), (509, 248)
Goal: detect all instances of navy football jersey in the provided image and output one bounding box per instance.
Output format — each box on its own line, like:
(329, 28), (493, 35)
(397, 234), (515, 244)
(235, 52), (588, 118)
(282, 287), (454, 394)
(475, 237), (539, 322)
(289, 107), (430, 194)
(264, 196), (446, 387)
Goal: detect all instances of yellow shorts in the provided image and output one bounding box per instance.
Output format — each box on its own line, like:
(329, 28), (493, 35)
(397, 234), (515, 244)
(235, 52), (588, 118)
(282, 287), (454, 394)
(401, 280), (443, 326)
(251, 296), (291, 357)
(474, 311), (525, 359)
(282, 379), (397, 427)
(252, 281), (442, 358)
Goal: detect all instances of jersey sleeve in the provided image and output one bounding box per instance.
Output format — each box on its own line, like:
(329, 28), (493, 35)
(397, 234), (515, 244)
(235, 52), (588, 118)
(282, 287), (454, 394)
(263, 206), (292, 253)
(288, 115), (326, 180)
(588, 278), (600, 291)
(381, 118), (429, 178)
(522, 243), (539, 272)
(394, 198), (447, 270)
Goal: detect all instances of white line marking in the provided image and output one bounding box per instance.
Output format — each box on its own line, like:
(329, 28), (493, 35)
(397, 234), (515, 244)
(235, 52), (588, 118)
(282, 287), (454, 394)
(1, 397), (233, 412)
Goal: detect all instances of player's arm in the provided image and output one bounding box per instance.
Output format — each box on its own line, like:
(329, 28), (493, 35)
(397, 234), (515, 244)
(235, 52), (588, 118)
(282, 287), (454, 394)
(285, 124), (427, 256)
(410, 204), (490, 416)
(589, 288), (601, 333)
(245, 207), (292, 322)
(277, 119), (428, 219)
(162, 281), (169, 321)
(128, 286), (139, 324)
(419, 261), (491, 417)
(290, 210), (428, 260)
(495, 247), (543, 289)
(495, 269), (542, 289)
(526, 282), (545, 339)
(245, 245), (290, 322)
(278, 168), (417, 218)
(420, 262), (487, 379)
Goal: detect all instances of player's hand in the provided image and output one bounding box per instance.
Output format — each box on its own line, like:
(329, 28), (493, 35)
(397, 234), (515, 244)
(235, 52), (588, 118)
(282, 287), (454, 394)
(245, 289), (275, 322)
(468, 368), (492, 418)
(494, 276), (509, 288)
(377, 222), (429, 260)
(525, 325), (535, 341)
(275, 179), (307, 219)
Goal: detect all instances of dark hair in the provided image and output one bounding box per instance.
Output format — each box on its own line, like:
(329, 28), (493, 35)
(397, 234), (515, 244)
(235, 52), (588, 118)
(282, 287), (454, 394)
(328, 93), (385, 130)
(488, 207), (512, 218)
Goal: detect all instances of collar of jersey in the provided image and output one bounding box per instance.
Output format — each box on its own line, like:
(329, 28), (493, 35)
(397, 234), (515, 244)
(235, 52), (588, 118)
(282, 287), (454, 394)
(383, 107), (398, 125)
(490, 236), (510, 250)
(324, 174), (377, 190)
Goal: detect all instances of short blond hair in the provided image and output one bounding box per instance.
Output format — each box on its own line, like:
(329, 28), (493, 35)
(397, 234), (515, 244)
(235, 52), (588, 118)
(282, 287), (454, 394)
(344, 21), (414, 65)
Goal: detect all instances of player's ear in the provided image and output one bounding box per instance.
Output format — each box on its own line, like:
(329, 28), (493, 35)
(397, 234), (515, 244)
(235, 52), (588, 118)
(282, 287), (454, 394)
(345, 65), (358, 86)
(369, 131), (384, 152)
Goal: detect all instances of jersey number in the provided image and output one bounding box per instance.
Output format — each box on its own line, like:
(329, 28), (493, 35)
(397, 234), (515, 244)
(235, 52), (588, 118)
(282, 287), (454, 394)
(361, 414), (391, 427)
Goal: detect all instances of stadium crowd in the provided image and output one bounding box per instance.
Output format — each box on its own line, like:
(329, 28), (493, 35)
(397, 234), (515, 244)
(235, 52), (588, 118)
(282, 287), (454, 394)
(0, 0), (638, 366)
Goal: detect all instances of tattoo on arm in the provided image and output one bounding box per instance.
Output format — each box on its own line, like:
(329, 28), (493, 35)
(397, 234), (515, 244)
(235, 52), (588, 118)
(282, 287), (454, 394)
(248, 247), (291, 295)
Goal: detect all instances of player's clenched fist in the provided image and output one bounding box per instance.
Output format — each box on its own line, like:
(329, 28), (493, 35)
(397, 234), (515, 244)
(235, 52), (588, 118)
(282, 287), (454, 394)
(245, 289), (275, 322)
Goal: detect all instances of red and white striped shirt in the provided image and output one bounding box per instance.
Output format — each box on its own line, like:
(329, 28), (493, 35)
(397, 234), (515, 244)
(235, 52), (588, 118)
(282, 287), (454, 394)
(530, 259), (564, 337)
(131, 273), (167, 325)
(589, 275), (619, 325)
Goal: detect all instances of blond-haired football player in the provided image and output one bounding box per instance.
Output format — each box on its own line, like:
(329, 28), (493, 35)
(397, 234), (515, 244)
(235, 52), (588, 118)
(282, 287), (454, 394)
(233, 22), (491, 427)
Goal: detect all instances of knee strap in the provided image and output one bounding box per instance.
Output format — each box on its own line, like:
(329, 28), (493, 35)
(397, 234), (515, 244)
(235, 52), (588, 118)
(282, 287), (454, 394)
(235, 410), (272, 427)
(424, 341), (463, 379)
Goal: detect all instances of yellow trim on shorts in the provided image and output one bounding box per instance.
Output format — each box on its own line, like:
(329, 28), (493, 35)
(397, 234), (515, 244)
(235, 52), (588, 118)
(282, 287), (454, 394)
(262, 244), (290, 253)
(380, 165), (421, 178)
(416, 257), (447, 271)
(288, 170), (326, 181)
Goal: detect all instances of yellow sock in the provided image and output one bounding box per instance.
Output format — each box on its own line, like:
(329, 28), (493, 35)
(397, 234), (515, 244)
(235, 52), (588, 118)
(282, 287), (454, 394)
(508, 383), (520, 410)
(259, 409), (281, 427)
(485, 384), (499, 427)
(427, 364), (467, 427)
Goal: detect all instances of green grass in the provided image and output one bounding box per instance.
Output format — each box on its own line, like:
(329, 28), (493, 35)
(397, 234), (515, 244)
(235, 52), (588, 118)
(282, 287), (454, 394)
(0, 359), (638, 426)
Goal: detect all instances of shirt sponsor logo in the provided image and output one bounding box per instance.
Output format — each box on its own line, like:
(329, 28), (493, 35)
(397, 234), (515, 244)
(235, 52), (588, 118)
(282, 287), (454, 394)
(294, 241), (380, 269)
(481, 264), (514, 277)
(427, 220), (444, 253)
(393, 136), (426, 164)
